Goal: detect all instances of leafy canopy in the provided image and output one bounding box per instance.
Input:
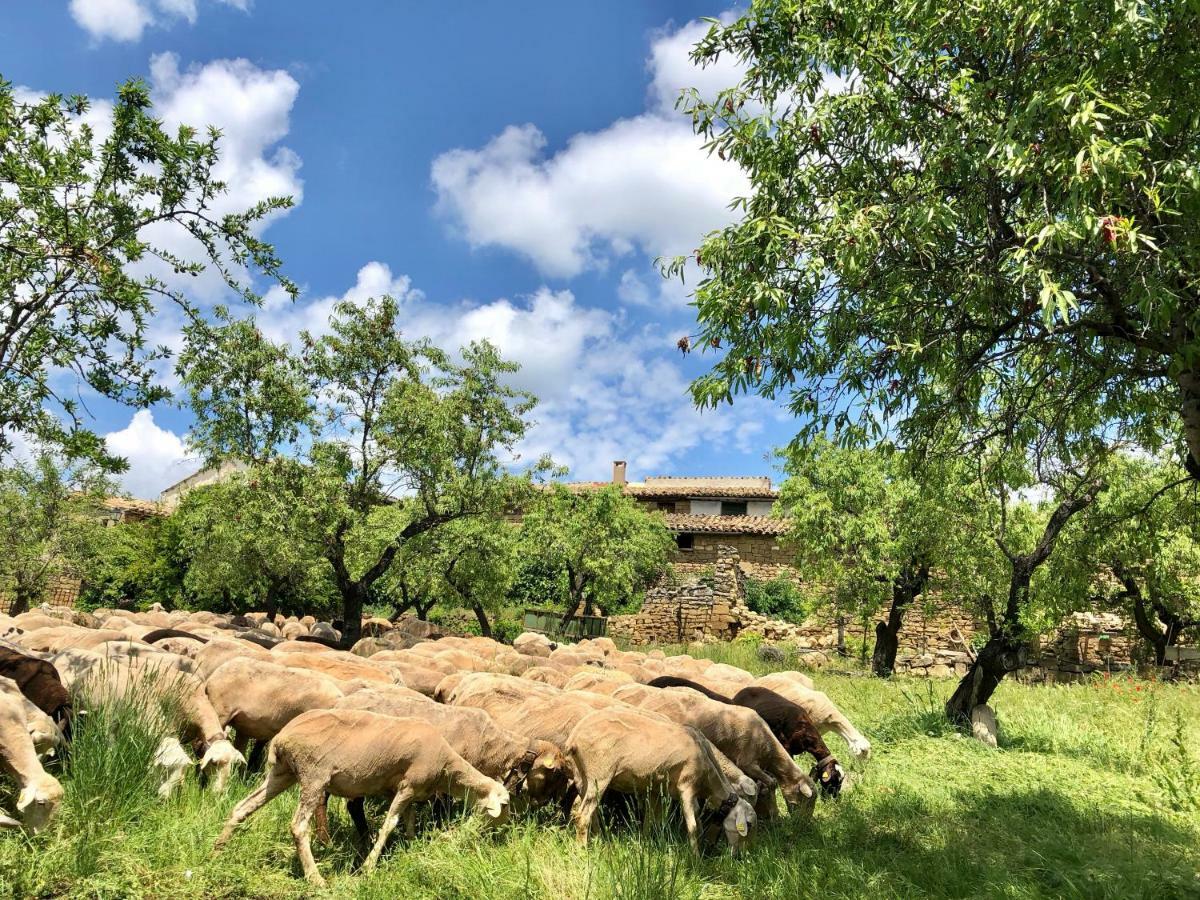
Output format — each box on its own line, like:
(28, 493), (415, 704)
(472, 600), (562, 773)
(0, 79), (293, 469)
(672, 1), (1200, 478)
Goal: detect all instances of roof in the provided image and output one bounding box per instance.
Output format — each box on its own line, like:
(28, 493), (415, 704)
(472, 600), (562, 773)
(665, 513), (791, 536)
(557, 481), (779, 500)
(100, 496), (163, 517)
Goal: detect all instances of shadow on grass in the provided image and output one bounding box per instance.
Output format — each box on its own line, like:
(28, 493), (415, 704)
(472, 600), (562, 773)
(716, 785), (1199, 900)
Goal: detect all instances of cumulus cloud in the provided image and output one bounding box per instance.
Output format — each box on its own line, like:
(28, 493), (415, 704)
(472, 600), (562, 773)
(431, 16), (749, 281)
(104, 410), (196, 498)
(267, 263), (779, 481)
(69, 0), (244, 43)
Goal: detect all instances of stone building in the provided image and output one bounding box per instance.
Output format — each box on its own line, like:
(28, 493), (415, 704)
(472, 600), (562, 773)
(569, 462), (795, 580)
(158, 459), (249, 510)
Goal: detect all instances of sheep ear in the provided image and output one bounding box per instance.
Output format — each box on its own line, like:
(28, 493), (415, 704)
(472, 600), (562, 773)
(0, 813), (20, 829)
(734, 806), (750, 837)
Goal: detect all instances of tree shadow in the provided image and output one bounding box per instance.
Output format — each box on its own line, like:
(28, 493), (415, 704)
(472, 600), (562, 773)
(728, 785), (1199, 899)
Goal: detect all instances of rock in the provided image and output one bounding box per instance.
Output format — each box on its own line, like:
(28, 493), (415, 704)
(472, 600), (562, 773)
(929, 663), (953, 678)
(970, 704), (999, 748)
(757, 643), (787, 664)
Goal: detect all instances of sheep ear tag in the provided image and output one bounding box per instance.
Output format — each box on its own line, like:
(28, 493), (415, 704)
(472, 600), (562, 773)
(821, 769), (832, 782)
(538, 755), (556, 768)
(735, 807), (749, 837)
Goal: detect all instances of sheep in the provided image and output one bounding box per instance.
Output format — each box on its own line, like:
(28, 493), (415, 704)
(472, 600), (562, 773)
(274, 650), (396, 685)
(0, 690), (63, 832)
(753, 673), (871, 759)
(562, 669), (633, 692)
(214, 709), (510, 887)
(512, 632), (555, 658)
(0, 643), (71, 730)
(521, 665), (573, 688)
(646, 675), (737, 704)
(563, 707), (755, 854)
(333, 690), (570, 807)
(612, 684), (816, 818)
(192, 638), (274, 681)
(0, 676), (63, 759)
(733, 686), (845, 797)
(204, 656), (346, 762)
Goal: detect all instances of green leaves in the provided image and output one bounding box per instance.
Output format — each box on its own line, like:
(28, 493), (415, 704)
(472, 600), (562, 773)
(676, 0), (1200, 478)
(0, 79), (295, 470)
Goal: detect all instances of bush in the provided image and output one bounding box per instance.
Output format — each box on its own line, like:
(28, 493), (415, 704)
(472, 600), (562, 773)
(743, 574), (809, 622)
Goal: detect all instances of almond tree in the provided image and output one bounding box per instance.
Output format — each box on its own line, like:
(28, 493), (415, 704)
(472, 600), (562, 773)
(0, 79), (293, 468)
(672, 1), (1200, 483)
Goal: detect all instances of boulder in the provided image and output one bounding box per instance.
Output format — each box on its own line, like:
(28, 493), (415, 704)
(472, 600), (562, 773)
(970, 704), (999, 748)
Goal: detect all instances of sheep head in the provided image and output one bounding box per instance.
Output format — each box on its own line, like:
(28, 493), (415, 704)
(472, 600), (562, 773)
(475, 784), (511, 825)
(199, 738), (246, 791)
(16, 772), (62, 833)
(519, 741), (571, 805)
(811, 756), (845, 798)
(720, 797), (756, 855)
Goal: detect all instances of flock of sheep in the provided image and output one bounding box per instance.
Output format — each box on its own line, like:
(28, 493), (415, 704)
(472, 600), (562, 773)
(0, 605), (871, 887)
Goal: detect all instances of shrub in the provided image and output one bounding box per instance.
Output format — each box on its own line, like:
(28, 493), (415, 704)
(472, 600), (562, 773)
(743, 574), (809, 622)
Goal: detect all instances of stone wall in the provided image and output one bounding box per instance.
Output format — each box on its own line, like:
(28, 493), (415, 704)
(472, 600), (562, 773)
(673, 533), (794, 578)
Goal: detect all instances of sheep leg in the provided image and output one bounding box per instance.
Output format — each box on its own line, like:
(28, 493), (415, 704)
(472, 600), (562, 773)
(347, 796), (370, 845)
(291, 787), (326, 887)
(214, 766), (295, 850)
(572, 780), (606, 845)
(313, 794), (332, 845)
(402, 804), (416, 839)
(678, 785), (700, 855)
(361, 785), (414, 873)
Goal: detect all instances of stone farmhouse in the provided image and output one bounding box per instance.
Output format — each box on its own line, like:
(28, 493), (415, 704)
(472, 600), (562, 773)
(569, 461), (795, 580)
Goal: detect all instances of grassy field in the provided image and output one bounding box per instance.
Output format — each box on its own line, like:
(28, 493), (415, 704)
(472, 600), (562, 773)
(1, 645), (1198, 900)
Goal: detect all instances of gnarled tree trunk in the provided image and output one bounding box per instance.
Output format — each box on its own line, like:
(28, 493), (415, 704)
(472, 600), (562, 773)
(871, 563), (930, 677)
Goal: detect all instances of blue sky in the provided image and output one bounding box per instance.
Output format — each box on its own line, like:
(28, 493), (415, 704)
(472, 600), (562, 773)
(2, 1), (794, 497)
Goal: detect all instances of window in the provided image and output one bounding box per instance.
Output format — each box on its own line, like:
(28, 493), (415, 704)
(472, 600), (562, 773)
(720, 500), (748, 516)
(656, 501), (676, 512)
(675, 532), (695, 551)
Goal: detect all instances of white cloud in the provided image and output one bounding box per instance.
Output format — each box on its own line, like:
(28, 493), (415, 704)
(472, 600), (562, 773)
(270, 263), (778, 480)
(69, 0), (244, 43)
(431, 17), (749, 281)
(104, 410), (196, 498)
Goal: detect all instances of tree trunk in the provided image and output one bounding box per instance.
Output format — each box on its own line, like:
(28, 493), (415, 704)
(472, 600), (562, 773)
(472, 602), (492, 638)
(9, 584), (31, 616)
(1123, 569), (1168, 665)
(416, 599), (435, 621)
(1176, 357), (1200, 482)
(945, 631), (1029, 723)
(339, 584), (365, 648)
(871, 565), (930, 677)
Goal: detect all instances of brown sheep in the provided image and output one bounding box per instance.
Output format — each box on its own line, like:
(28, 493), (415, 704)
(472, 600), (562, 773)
(612, 684), (816, 817)
(753, 673), (871, 759)
(564, 707), (755, 853)
(0, 644), (71, 729)
(214, 709), (510, 886)
(733, 686), (845, 797)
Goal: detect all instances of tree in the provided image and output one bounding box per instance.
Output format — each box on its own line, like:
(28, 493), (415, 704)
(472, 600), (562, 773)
(74, 515), (182, 610)
(671, 2), (1200, 482)
(167, 469), (335, 618)
(0, 79), (293, 469)
(743, 573), (808, 623)
(778, 440), (972, 676)
(943, 451), (1106, 722)
(0, 455), (106, 614)
(518, 485), (675, 627)
(180, 297), (544, 645)
(1049, 454), (1200, 666)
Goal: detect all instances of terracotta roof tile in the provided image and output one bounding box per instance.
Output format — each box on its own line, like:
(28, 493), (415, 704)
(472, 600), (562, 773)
(627, 485), (779, 499)
(664, 513), (791, 536)
(100, 496), (163, 517)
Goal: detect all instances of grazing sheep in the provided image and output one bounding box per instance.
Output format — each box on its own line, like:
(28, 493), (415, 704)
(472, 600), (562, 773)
(646, 675), (737, 704)
(0, 690), (63, 832)
(733, 686), (845, 797)
(564, 707), (755, 853)
(275, 650), (396, 685)
(562, 669), (633, 692)
(753, 673), (871, 759)
(512, 632), (555, 658)
(214, 709), (510, 887)
(613, 684), (816, 817)
(521, 666), (573, 688)
(53, 649), (246, 791)
(192, 638), (273, 681)
(0, 676), (63, 759)
(334, 690), (570, 806)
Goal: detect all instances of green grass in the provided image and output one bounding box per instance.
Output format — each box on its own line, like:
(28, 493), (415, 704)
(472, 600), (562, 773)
(1, 647), (1197, 899)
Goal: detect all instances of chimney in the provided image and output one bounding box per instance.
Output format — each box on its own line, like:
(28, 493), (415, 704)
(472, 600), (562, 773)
(612, 460), (627, 486)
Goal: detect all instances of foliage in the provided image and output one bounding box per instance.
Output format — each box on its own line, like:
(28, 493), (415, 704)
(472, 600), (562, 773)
(2, 663), (1197, 898)
(179, 297), (547, 642)
(516, 485), (675, 618)
(74, 517), (182, 611)
(742, 573), (808, 622)
(670, 1), (1200, 481)
(0, 79), (293, 470)
(1048, 453), (1200, 662)
(0, 455), (108, 613)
